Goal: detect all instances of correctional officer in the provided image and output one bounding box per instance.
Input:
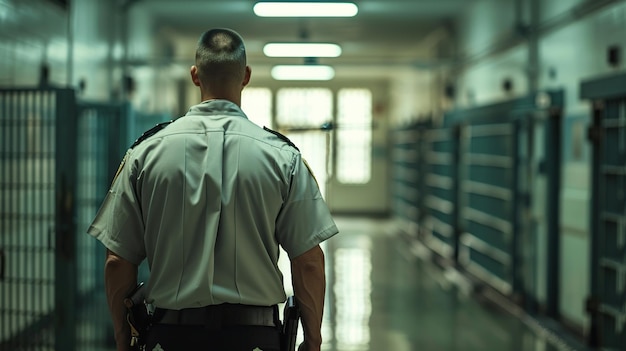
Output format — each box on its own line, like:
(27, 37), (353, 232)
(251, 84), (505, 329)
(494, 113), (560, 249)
(88, 28), (338, 351)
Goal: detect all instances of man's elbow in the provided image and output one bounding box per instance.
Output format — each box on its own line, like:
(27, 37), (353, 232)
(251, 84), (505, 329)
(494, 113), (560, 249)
(105, 250), (135, 271)
(293, 245), (324, 265)
(291, 245), (325, 275)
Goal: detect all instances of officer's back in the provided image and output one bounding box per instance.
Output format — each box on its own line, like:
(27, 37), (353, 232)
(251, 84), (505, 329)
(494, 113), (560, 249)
(88, 28), (338, 351)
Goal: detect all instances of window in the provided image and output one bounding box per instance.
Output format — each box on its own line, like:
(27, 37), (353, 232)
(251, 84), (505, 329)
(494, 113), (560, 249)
(244, 87), (373, 191)
(276, 88), (332, 127)
(241, 87), (272, 128)
(337, 88), (372, 184)
(277, 88), (332, 197)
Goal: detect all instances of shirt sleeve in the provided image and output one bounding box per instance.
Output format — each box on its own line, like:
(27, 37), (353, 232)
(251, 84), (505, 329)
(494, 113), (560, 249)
(87, 152), (146, 265)
(275, 154), (339, 259)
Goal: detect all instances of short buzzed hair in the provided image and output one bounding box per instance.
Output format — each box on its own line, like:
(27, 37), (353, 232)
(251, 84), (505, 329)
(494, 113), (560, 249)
(195, 28), (247, 86)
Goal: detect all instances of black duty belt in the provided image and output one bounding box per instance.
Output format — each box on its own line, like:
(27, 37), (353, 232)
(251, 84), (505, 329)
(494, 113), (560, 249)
(152, 304), (279, 328)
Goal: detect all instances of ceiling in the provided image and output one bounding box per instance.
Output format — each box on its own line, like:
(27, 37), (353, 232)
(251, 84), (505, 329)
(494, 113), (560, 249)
(129, 0), (471, 79)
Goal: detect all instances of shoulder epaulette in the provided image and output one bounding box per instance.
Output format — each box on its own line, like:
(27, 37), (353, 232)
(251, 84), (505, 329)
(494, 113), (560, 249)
(263, 126), (299, 151)
(130, 121), (172, 149)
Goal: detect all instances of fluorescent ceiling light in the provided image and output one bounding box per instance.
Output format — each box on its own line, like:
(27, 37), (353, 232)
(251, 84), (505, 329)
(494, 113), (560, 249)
(271, 65), (335, 80)
(253, 2), (358, 17)
(263, 43), (342, 57)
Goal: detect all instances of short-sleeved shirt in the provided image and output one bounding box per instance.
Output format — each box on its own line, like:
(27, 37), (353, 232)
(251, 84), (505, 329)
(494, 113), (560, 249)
(87, 99), (338, 309)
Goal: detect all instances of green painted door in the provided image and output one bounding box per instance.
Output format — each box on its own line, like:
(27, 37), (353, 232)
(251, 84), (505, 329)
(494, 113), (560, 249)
(581, 72), (626, 349)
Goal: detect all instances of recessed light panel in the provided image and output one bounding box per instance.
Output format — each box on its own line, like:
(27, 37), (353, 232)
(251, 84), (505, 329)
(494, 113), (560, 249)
(263, 43), (342, 57)
(271, 65), (335, 80)
(253, 2), (358, 17)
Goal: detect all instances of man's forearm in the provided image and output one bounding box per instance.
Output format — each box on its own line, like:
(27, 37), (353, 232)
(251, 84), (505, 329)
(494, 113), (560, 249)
(291, 245), (326, 351)
(104, 249), (138, 351)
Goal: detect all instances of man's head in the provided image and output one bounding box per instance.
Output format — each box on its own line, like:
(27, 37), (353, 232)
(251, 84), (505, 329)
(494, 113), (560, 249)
(190, 28), (251, 104)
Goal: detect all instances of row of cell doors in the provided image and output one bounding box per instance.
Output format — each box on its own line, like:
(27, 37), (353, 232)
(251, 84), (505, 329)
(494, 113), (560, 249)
(390, 91), (562, 307)
(0, 87), (170, 350)
(392, 93), (558, 308)
(392, 79), (626, 350)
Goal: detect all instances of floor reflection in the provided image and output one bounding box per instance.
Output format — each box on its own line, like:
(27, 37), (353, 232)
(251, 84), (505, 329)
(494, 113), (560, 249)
(317, 216), (564, 351)
(332, 242), (372, 350)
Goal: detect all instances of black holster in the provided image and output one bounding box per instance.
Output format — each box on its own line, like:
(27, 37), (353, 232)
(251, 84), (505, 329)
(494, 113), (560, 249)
(281, 296), (300, 351)
(124, 282), (149, 350)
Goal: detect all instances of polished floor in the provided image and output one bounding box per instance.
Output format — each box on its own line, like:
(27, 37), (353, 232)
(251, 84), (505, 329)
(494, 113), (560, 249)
(303, 217), (569, 351)
(16, 216), (583, 350)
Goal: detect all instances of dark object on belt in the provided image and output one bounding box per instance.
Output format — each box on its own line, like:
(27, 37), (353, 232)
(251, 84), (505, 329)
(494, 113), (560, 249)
(281, 296), (300, 351)
(153, 303), (279, 328)
(124, 282), (149, 350)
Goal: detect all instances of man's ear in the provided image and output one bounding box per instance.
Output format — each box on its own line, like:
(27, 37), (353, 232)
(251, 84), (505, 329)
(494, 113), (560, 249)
(242, 66), (251, 87)
(190, 65), (201, 87)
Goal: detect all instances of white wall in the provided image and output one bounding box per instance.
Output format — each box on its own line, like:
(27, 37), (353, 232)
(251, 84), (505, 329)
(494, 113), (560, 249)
(71, 0), (125, 100)
(0, 0), (127, 101)
(125, 5), (168, 114)
(455, 0), (529, 106)
(388, 68), (437, 124)
(0, 0), (183, 113)
(0, 0), (68, 86)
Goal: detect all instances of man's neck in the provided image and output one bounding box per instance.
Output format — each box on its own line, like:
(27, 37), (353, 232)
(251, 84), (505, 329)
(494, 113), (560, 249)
(200, 93), (240, 107)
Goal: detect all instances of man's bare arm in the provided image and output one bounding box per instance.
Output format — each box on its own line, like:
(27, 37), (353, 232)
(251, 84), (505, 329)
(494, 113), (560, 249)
(104, 249), (138, 351)
(291, 245), (325, 351)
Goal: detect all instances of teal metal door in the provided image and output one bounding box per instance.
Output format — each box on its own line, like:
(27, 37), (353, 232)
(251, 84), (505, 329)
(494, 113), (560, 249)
(423, 126), (459, 260)
(391, 124), (419, 229)
(442, 91), (563, 302)
(391, 121), (429, 235)
(74, 101), (131, 350)
(459, 120), (517, 295)
(0, 88), (77, 350)
(516, 108), (562, 317)
(0, 88), (132, 350)
(582, 72), (626, 350)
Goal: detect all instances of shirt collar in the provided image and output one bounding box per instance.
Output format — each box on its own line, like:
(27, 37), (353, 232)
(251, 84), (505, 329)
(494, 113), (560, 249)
(183, 99), (247, 119)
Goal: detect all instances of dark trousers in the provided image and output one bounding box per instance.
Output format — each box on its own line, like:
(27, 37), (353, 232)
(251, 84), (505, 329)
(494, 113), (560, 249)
(145, 324), (281, 351)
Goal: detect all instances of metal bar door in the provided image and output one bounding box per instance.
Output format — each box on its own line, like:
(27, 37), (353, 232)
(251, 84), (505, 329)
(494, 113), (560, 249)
(0, 88), (77, 350)
(0, 89), (132, 350)
(391, 123), (421, 231)
(74, 101), (131, 350)
(582, 72), (626, 350)
(442, 91), (563, 300)
(458, 120), (517, 295)
(515, 107), (562, 317)
(423, 126), (459, 260)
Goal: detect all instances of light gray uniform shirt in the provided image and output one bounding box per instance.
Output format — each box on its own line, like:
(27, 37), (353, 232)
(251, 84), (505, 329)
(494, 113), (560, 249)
(88, 99), (338, 309)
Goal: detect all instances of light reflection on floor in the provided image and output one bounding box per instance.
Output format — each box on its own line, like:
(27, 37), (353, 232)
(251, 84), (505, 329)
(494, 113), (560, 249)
(332, 242), (372, 350)
(278, 216), (568, 351)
